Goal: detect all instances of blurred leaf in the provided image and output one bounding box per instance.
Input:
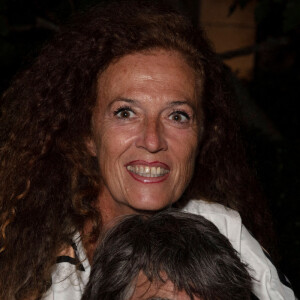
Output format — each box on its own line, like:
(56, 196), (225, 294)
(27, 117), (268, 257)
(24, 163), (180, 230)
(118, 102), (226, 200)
(0, 39), (15, 65)
(0, 0), (8, 12)
(283, 1), (300, 32)
(0, 15), (8, 36)
(254, 0), (271, 24)
(228, 0), (238, 16)
(228, 0), (252, 16)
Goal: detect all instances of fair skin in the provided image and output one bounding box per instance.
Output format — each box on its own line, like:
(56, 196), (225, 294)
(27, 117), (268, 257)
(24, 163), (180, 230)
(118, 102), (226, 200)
(86, 49), (200, 226)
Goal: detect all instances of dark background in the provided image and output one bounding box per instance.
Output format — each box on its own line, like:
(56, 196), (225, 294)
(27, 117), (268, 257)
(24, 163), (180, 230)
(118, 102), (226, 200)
(0, 0), (299, 296)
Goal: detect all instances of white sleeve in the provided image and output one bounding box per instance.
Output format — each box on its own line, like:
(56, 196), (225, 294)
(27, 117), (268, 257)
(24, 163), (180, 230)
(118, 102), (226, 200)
(240, 225), (296, 300)
(42, 234), (91, 300)
(42, 262), (84, 300)
(182, 199), (297, 300)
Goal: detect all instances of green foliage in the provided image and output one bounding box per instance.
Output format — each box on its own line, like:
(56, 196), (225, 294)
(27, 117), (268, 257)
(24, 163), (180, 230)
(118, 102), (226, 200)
(283, 1), (300, 32)
(228, 0), (251, 16)
(0, 15), (8, 36)
(229, 0), (299, 294)
(230, 0), (300, 32)
(254, 0), (274, 24)
(0, 0), (108, 92)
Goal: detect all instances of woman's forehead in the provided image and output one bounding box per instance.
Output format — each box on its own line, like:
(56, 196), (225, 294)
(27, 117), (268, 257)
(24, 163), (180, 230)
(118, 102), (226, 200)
(95, 49), (201, 110)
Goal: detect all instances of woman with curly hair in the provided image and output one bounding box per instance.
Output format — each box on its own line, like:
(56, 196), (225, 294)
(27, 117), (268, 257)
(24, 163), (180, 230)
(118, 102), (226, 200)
(0, 1), (295, 299)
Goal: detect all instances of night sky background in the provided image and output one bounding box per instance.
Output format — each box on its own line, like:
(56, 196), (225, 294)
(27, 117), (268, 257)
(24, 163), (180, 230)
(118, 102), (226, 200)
(0, 0), (299, 296)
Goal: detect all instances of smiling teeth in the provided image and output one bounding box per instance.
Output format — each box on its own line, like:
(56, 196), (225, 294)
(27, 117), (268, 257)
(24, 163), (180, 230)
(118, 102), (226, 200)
(126, 165), (169, 177)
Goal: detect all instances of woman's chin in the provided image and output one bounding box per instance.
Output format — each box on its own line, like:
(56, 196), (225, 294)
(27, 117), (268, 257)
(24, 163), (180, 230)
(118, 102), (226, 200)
(127, 197), (174, 212)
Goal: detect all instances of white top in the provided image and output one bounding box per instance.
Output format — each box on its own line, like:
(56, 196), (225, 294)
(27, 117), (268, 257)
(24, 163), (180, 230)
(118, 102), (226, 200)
(42, 199), (296, 300)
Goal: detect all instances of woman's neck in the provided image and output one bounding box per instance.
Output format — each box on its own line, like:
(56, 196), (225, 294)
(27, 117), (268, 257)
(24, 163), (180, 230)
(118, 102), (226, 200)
(82, 192), (137, 263)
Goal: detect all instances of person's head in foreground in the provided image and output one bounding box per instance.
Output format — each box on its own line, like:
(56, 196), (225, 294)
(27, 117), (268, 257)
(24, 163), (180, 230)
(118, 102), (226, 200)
(82, 211), (252, 300)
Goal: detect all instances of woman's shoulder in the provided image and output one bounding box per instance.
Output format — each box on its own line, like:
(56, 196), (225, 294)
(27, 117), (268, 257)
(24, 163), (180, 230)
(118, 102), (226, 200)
(182, 199), (241, 219)
(42, 233), (90, 300)
(182, 199), (296, 300)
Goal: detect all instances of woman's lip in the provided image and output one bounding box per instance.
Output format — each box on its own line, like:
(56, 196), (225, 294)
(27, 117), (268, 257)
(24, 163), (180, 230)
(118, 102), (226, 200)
(125, 160), (170, 170)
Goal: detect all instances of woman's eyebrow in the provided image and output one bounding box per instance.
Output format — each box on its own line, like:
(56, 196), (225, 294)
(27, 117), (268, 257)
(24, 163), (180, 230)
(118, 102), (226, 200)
(168, 100), (195, 109)
(147, 298), (172, 300)
(168, 101), (197, 114)
(169, 100), (190, 106)
(108, 97), (136, 108)
(107, 97), (136, 109)
(107, 98), (196, 112)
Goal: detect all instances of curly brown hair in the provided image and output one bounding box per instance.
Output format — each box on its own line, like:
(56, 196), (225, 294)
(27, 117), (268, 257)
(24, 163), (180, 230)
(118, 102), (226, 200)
(0, 0), (274, 299)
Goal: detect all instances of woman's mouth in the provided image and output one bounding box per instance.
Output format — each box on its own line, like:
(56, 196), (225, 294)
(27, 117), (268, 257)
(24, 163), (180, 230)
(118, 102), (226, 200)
(125, 161), (170, 183)
(126, 165), (169, 177)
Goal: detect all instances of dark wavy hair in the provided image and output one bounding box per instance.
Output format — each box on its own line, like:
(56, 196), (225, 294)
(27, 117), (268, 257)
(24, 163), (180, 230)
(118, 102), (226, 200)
(0, 0), (273, 298)
(82, 210), (252, 300)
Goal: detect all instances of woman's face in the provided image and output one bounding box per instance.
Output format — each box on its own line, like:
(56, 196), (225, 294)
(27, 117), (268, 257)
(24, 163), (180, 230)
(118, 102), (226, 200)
(87, 49), (200, 213)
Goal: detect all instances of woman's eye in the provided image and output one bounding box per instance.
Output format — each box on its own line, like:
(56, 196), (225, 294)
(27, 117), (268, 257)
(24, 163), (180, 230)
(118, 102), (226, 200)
(114, 107), (135, 119)
(169, 111), (190, 123)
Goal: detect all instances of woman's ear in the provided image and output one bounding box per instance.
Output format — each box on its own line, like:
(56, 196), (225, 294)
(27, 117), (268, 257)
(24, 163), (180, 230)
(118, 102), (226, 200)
(85, 137), (97, 157)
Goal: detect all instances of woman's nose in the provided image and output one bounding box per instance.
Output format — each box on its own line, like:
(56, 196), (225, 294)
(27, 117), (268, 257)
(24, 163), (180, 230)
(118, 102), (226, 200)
(135, 118), (168, 153)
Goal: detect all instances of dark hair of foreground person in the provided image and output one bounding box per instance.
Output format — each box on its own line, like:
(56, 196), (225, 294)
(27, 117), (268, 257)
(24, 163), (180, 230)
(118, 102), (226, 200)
(82, 210), (252, 300)
(0, 0), (273, 298)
